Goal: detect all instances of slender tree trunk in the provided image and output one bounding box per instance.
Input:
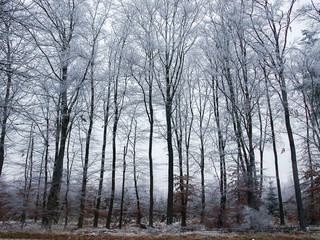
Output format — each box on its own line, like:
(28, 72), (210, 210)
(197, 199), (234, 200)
(0, 27), (12, 177)
(35, 151), (44, 222)
(237, 22), (257, 210)
(21, 130), (33, 228)
(281, 83), (305, 229)
(132, 120), (142, 226)
(184, 92), (193, 222)
(173, 98), (186, 227)
(78, 59), (95, 229)
(106, 95), (119, 229)
(200, 141), (205, 224)
(165, 71), (174, 225)
(264, 69), (285, 226)
(119, 146), (127, 229)
(179, 144), (186, 227)
(247, 113), (256, 210)
(41, 115), (49, 226)
(303, 96), (315, 224)
(93, 98), (110, 227)
(63, 124), (74, 229)
(275, 48), (306, 229)
(257, 102), (267, 199)
(225, 82), (243, 223)
(148, 89), (154, 227)
(46, 64), (70, 227)
(94, 76), (111, 227)
(119, 110), (134, 229)
(212, 78), (226, 227)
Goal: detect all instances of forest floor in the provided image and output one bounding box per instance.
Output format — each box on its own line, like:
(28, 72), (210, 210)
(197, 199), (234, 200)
(0, 221), (319, 239)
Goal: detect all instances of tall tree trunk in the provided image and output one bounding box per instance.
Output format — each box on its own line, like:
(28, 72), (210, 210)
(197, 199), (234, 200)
(303, 96), (315, 224)
(21, 129), (34, 228)
(119, 146), (128, 229)
(0, 24), (12, 177)
(93, 88), (111, 227)
(280, 76), (305, 229)
(254, 0), (306, 230)
(148, 87), (154, 227)
(166, 102), (174, 225)
(78, 59), (95, 229)
(119, 115), (133, 229)
(132, 120), (142, 226)
(63, 124), (74, 229)
(257, 101), (266, 199)
(106, 91), (119, 229)
(105, 37), (127, 229)
(46, 65), (70, 227)
(41, 114), (49, 226)
(212, 78), (226, 227)
(165, 68), (174, 225)
(35, 150), (44, 222)
(184, 89), (193, 222)
(200, 141), (205, 224)
(173, 98), (186, 227)
(264, 69), (285, 226)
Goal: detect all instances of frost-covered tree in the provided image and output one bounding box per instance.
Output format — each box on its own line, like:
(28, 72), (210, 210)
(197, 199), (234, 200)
(29, 0), (92, 227)
(249, 0), (306, 230)
(152, 0), (203, 225)
(0, 0), (32, 177)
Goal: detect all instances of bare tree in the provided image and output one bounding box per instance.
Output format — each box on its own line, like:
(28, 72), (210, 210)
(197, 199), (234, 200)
(20, 124), (34, 228)
(77, 0), (108, 228)
(131, 117), (143, 227)
(124, 0), (157, 225)
(249, 0), (306, 230)
(0, 0), (32, 177)
(105, 21), (129, 228)
(153, 0), (202, 224)
(262, 63), (285, 225)
(29, 0), (92, 227)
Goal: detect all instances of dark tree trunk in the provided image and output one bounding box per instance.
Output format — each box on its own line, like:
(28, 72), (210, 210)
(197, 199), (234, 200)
(173, 98), (186, 227)
(0, 27), (12, 177)
(94, 76), (111, 227)
(35, 149), (44, 222)
(46, 65), (70, 227)
(256, 0), (306, 230)
(303, 96), (315, 224)
(63, 125), (74, 229)
(166, 97), (174, 225)
(148, 90), (154, 227)
(41, 116), (49, 226)
(93, 95), (110, 227)
(106, 106), (118, 229)
(165, 65), (174, 225)
(239, 34), (256, 210)
(264, 70), (285, 226)
(132, 120), (142, 226)
(78, 61), (95, 229)
(119, 146), (127, 229)
(105, 37), (127, 229)
(280, 74), (306, 230)
(21, 130), (34, 228)
(184, 89), (193, 223)
(200, 142), (205, 224)
(212, 78), (226, 227)
(106, 70), (121, 229)
(257, 102), (266, 199)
